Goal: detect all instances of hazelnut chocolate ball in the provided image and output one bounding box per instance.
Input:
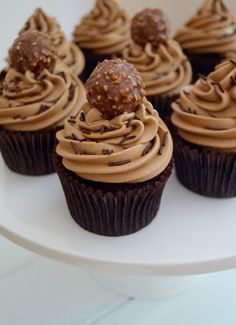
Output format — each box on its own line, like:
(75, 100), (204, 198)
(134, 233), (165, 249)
(131, 8), (170, 48)
(9, 31), (56, 75)
(86, 59), (146, 118)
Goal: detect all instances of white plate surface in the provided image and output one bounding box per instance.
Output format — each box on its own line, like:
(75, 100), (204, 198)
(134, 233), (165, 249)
(1, 155), (236, 276)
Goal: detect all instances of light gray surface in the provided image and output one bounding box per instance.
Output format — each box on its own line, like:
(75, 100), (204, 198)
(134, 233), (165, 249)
(1, 235), (236, 325)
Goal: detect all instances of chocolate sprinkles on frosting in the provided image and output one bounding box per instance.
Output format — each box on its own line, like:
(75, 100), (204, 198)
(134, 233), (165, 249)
(13, 115), (27, 120)
(108, 159), (131, 166)
(142, 143), (153, 156)
(119, 134), (136, 145)
(36, 104), (50, 115)
(126, 115), (138, 128)
(211, 81), (224, 93)
(230, 76), (236, 85)
(79, 111), (85, 122)
(68, 84), (75, 101)
(70, 141), (79, 154)
(158, 131), (168, 155)
(229, 59), (236, 67)
(103, 149), (114, 155)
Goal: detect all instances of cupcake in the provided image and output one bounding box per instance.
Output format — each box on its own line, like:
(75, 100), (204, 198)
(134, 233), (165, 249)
(175, 0), (236, 81)
(54, 59), (173, 236)
(73, 0), (130, 82)
(0, 32), (86, 175)
(171, 59), (236, 197)
(121, 8), (192, 123)
(19, 8), (85, 77)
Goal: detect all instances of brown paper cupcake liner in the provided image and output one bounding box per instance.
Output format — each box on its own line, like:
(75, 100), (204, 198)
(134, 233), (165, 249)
(79, 49), (112, 83)
(185, 52), (223, 82)
(148, 93), (178, 130)
(54, 154), (173, 236)
(0, 127), (60, 175)
(174, 135), (236, 198)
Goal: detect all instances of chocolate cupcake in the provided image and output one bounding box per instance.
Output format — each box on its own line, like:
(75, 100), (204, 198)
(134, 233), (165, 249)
(54, 59), (173, 236)
(73, 0), (130, 82)
(121, 8), (192, 123)
(175, 0), (236, 81)
(19, 8), (85, 77)
(0, 32), (86, 175)
(171, 59), (236, 197)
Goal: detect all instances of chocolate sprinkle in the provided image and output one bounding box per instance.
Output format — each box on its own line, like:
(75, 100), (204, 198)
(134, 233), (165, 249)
(126, 115), (137, 128)
(36, 104), (50, 115)
(103, 149), (114, 155)
(79, 111), (85, 122)
(68, 119), (76, 124)
(13, 115), (27, 120)
(119, 134), (136, 145)
(211, 81), (224, 93)
(57, 71), (67, 82)
(70, 141), (79, 154)
(108, 159), (131, 166)
(230, 76), (236, 85)
(142, 143), (153, 156)
(229, 59), (236, 67)
(68, 84), (75, 101)
(158, 131), (168, 155)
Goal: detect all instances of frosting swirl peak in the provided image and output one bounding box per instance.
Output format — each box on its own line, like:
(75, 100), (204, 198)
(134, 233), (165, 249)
(175, 0), (236, 54)
(0, 64), (86, 131)
(122, 40), (192, 96)
(73, 0), (130, 55)
(171, 59), (236, 150)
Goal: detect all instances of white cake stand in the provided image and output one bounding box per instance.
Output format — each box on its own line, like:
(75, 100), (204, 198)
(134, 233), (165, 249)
(1, 155), (236, 299)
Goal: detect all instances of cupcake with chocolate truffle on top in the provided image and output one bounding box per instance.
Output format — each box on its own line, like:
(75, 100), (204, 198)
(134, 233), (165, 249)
(19, 8), (85, 77)
(175, 0), (236, 81)
(121, 8), (192, 123)
(54, 59), (173, 236)
(172, 59), (236, 197)
(73, 0), (130, 82)
(0, 31), (86, 175)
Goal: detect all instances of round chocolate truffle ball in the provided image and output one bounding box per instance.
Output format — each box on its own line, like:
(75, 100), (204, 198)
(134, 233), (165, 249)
(9, 31), (56, 75)
(131, 8), (170, 48)
(86, 59), (146, 118)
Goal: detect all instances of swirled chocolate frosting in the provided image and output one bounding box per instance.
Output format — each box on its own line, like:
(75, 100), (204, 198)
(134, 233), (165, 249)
(56, 98), (172, 183)
(175, 0), (236, 55)
(122, 40), (192, 96)
(73, 0), (130, 55)
(171, 59), (236, 151)
(0, 65), (86, 131)
(19, 8), (85, 75)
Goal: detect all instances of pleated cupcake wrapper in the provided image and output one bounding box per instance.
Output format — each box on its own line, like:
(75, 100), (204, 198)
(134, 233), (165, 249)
(79, 49), (112, 83)
(174, 136), (236, 198)
(148, 93), (178, 130)
(54, 154), (173, 236)
(186, 52), (223, 82)
(0, 127), (60, 175)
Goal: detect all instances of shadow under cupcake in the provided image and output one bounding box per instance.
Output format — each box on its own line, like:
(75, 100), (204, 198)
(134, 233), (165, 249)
(54, 58), (173, 236)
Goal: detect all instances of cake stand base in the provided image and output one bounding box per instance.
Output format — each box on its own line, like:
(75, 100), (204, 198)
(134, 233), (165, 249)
(90, 272), (204, 300)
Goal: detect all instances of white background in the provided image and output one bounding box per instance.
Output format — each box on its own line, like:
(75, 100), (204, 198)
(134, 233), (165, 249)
(1, 1), (236, 324)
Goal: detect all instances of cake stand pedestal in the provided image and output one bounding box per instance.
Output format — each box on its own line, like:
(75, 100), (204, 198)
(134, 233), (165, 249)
(1, 156), (236, 299)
